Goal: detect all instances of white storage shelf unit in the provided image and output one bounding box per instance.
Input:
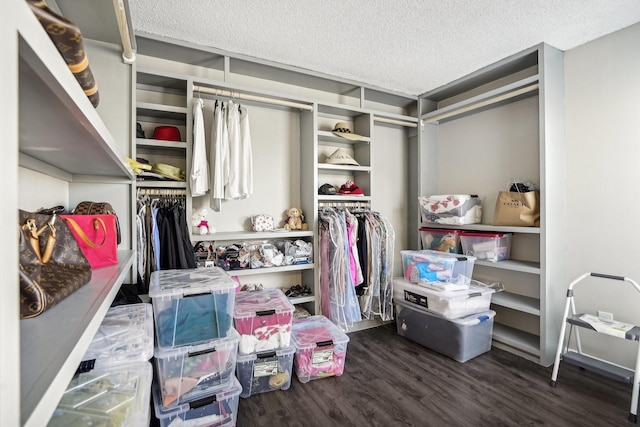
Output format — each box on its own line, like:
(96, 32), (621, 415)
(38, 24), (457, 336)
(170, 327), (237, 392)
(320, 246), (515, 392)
(7, 1), (136, 425)
(416, 43), (565, 367)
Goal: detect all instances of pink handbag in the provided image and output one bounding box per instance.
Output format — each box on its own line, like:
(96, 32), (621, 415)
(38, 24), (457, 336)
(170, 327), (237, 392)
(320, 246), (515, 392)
(60, 215), (118, 268)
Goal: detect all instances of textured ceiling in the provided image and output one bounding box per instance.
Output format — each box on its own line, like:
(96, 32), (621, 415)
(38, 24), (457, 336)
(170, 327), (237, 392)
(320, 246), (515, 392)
(128, 0), (640, 96)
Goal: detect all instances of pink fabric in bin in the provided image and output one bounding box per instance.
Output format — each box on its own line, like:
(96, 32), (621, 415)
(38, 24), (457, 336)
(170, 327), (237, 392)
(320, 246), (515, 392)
(234, 289), (295, 354)
(293, 326), (345, 379)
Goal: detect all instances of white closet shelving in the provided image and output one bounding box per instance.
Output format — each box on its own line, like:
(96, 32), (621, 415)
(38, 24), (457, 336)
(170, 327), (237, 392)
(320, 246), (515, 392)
(6, 2), (135, 425)
(416, 43), (565, 366)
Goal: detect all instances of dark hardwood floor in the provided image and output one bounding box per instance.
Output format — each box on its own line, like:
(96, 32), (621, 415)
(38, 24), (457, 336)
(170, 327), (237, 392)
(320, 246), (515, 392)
(236, 322), (636, 427)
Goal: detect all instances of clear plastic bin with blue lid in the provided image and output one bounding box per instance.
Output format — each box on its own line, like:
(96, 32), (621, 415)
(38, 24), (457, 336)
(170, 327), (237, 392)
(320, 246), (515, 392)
(290, 315), (350, 383)
(152, 375), (242, 427)
(47, 361), (153, 427)
(149, 267), (239, 349)
(401, 249), (476, 291)
(154, 327), (240, 410)
(80, 303), (154, 370)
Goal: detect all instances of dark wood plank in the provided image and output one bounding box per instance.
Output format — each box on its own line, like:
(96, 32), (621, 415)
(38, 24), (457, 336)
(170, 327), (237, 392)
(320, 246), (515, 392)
(236, 323), (635, 427)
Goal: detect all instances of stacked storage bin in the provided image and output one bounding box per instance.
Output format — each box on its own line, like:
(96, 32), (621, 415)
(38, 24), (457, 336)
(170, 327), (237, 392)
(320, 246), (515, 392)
(290, 315), (350, 383)
(149, 268), (242, 427)
(48, 303), (155, 426)
(395, 249), (497, 363)
(234, 288), (296, 397)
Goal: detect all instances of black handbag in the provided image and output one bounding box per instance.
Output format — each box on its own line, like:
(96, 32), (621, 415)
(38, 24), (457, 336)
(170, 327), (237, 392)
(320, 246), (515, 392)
(19, 210), (92, 318)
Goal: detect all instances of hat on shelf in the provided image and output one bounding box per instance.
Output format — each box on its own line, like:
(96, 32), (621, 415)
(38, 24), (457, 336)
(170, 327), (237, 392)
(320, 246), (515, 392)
(324, 148), (360, 166)
(136, 122), (146, 138)
(332, 122), (362, 141)
(151, 163), (185, 181)
(152, 126), (181, 142)
(338, 180), (364, 196)
(318, 183), (338, 195)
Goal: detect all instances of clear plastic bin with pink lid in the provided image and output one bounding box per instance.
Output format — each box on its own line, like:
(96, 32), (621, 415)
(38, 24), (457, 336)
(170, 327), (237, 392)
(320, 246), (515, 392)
(290, 315), (350, 383)
(234, 288), (295, 354)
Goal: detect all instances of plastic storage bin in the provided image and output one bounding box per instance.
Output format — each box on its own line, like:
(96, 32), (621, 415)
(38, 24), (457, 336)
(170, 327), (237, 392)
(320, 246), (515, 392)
(236, 344), (295, 398)
(401, 249), (476, 290)
(234, 288), (295, 354)
(153, 376), (242, 427)
(395, 300), (495, 362)
(48, 361), (153, 427)
(154, 328), (240, 410)
(80, 303), (154, 371)
(149, 267), (239, 349)
(460, 232), (512, 262)
(419, 195), (482, 225)
(393, 278), (495, 319)
(419, 228), (462, 253)
(291, 315), (350, 383)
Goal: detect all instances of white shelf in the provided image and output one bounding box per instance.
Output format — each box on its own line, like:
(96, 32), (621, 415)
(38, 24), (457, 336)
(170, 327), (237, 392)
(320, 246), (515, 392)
(492, 323), (540, 357)
(136, 101), (188, 115)
(318, 164), (371, 173)
(419, 223), (541, 235)
(192, 230), (314, 241)
(17, 7), (132, 180)
(224, 263), (315, 277)
(136, 138), (187, 149)
(491, 292), (541, 316)
(317, 130), (371, 144)
(475, 259), (541, 274)
(318, 195), (372, 202)
(20, 251), (134, 427)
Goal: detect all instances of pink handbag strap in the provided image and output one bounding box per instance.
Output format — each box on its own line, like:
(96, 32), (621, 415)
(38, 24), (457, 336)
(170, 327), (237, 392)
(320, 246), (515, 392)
(63, 217), (107, 248)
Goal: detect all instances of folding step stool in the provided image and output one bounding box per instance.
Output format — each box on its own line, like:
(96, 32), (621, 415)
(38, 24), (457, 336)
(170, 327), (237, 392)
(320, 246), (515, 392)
(550, 272), (640, 423)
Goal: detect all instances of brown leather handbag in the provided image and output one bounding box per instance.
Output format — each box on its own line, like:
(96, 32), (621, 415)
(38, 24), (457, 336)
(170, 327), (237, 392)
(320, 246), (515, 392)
(25, 0), (100, 107)
(19, 210), (92, 319)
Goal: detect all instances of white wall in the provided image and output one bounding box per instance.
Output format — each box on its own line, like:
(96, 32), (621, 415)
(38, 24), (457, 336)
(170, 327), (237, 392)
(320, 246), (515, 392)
(564, 22), (640, 367)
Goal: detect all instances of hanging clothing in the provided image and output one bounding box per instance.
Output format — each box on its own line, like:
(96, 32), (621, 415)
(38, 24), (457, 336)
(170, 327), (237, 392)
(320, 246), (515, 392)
(225, 100), (241, 199)
(136, 193), (196, 292)
(238, 104), (253, 198)
(210, 101), (229, 211)
(318, 206), (395, 326)
(191, 98), (209, 197)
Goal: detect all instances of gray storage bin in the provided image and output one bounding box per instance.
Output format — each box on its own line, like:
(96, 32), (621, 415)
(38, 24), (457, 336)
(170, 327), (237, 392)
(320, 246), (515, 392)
(395, 300), (495, 362)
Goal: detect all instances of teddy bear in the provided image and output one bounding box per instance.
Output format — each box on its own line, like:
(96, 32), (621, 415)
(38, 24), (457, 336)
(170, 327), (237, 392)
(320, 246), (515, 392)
(284, 207), (307, 231)
(192, 208), (214, 235)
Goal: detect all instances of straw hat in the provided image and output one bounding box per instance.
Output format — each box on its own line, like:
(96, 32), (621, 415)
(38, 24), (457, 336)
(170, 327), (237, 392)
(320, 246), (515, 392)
(324, 148), (360, 166)
(151, 163), (185, 181)
(332, 122), (362, 141)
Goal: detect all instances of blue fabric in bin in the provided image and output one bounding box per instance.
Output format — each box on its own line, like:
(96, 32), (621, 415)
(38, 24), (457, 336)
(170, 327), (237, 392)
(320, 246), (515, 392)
(157, 294), (231, 347)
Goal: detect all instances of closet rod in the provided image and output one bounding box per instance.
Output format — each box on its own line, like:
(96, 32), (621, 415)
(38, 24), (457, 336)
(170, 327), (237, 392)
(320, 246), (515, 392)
(137, 188), (186, 196)
(421, 83), (539, 125)
(318, 201), (371, 209)
(193, 85), (314, 111)
(374, 116), (418, 128)
(112, 0), (135, 64)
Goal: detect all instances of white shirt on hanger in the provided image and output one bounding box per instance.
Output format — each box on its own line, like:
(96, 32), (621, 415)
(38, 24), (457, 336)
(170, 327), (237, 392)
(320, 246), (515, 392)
(191, 98), (209, 197)
(210, 101), (229, 212)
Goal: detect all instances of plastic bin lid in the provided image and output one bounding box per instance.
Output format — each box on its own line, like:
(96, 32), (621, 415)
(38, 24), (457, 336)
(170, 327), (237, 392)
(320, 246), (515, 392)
(459, 231), (509, 237)
(81, 303), (154, 369)
(291, 315), (349, 351)
(393, 278), (495, 302)
(149, 267), (239, 298)
(234, 288), (294, 318)
(396, 299), (496, 326)
(152, 376), (242, 420)
(48, 361), (153, 427)
(419, 227), (462, 234)
(154, 327), (240, 358)
(236, 343), (296, 363)
(401, 249), (476, 263)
